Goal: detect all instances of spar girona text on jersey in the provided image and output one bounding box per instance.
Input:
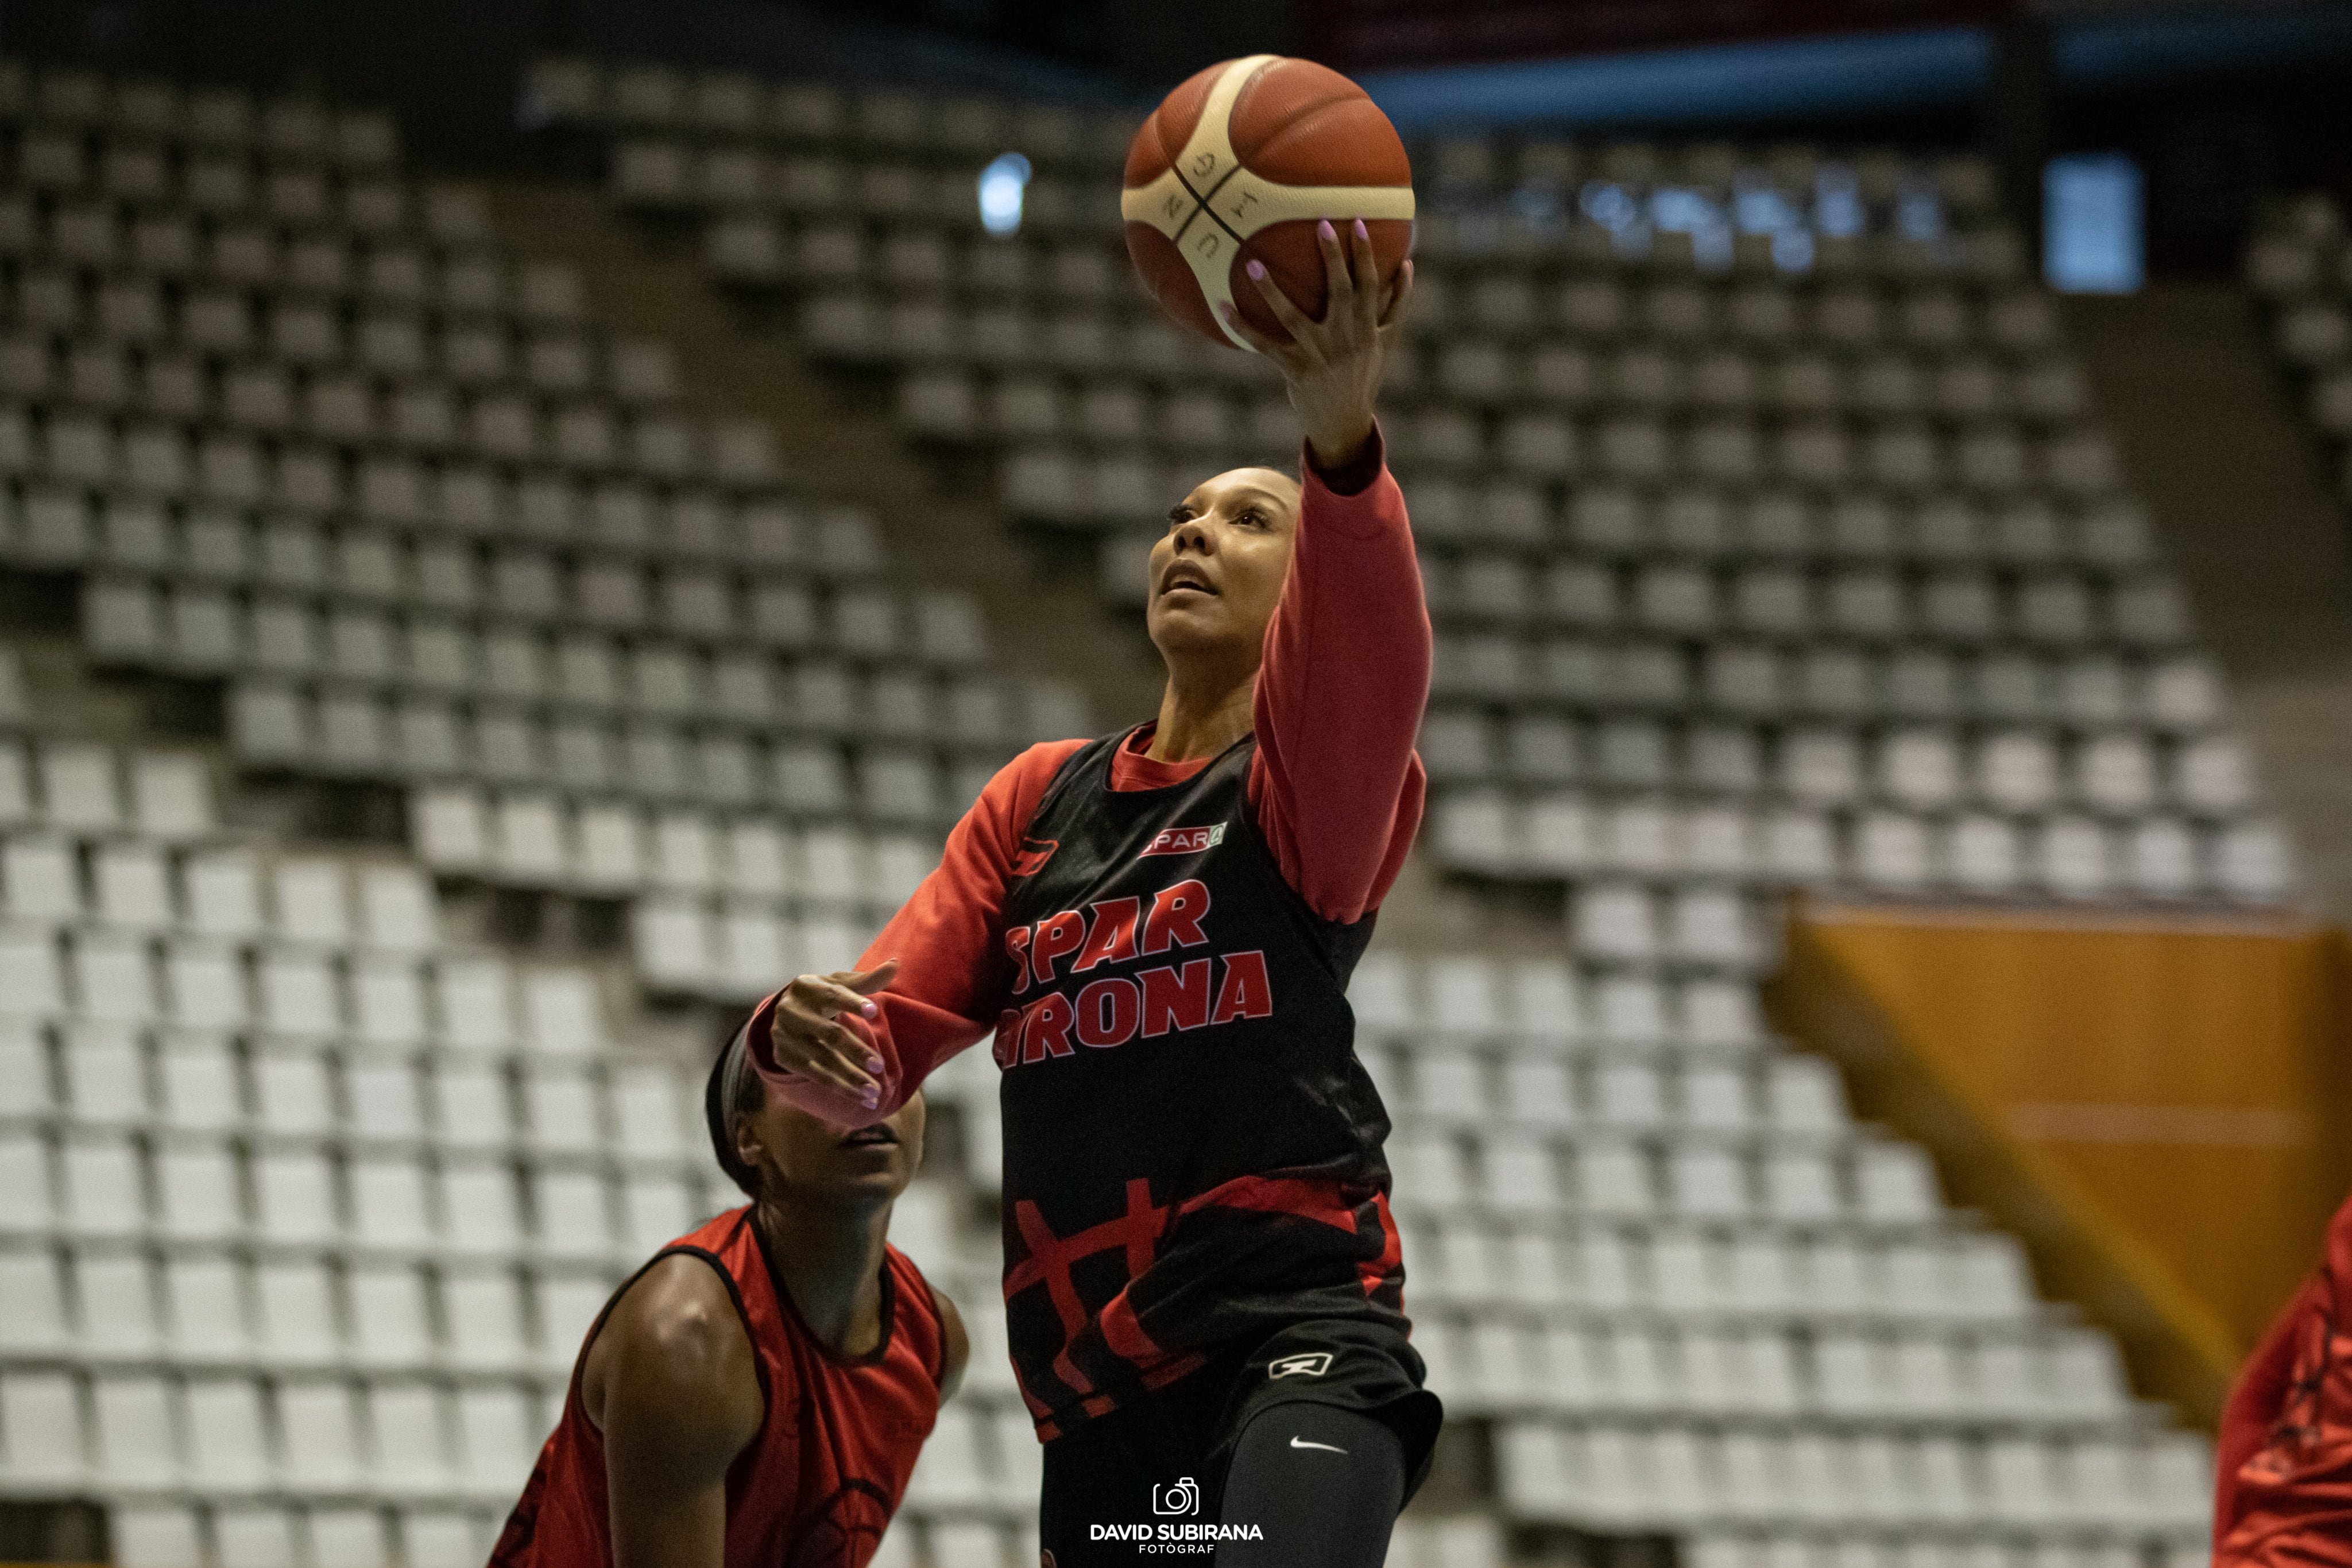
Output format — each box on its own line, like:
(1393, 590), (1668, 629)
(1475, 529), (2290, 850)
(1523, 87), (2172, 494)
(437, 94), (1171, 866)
(987, 726), (1414, 1442)
(993, 876), (1275, 1065)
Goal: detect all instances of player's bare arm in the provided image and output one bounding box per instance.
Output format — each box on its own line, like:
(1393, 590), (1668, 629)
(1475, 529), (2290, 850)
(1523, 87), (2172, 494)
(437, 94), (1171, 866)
(584, 1256), (767, 1568)
(930, 1285), (972, 1403)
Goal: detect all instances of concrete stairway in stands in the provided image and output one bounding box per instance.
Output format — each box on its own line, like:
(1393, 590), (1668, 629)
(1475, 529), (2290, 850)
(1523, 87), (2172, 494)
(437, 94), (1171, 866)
(473, 178), (1166, 737)
(2067, 287), (2352, 926)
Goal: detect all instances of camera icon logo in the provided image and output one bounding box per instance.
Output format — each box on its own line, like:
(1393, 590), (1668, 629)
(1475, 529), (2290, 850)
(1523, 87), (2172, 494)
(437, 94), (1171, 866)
(1151, 1477), (1201, 1516)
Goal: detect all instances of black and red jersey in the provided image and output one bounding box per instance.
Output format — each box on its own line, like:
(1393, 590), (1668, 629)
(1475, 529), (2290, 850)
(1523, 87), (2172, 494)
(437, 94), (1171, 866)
(489, 1209), (947, 1568)
(987, 726), (1409, 1439)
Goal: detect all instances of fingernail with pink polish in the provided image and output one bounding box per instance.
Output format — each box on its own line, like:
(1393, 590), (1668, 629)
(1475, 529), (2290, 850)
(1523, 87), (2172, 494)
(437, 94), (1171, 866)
(861, 1000), (879, 1019)
(1245, 259), (1266, 280)
(862, 1089), (879, 1108)
(1317, 219), (1336, 241)
(1354, 218), (1369, 239)
(865, 1054), (884, 1073)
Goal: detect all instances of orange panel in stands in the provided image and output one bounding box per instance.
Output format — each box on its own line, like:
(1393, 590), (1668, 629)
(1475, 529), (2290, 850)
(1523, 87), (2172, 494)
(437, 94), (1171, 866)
(1800, 904), (2352, 1366)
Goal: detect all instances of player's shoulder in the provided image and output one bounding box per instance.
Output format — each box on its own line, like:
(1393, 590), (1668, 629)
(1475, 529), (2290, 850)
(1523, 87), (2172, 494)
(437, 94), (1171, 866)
(1004, 737), (1094, 783)
(886, 1246), (970, 1399)
(585, 1250), (766, 1444)
(980, 738), (1096, 816)
(606, 1252), (759, 1381)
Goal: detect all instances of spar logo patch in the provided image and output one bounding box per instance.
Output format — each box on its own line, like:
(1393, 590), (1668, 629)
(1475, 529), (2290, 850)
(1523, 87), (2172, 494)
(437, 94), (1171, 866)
(1140, 823), (1226, 858)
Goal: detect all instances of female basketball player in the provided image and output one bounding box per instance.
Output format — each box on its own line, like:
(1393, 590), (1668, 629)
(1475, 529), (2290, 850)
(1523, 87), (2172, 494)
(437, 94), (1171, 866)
(489, 1050), (968, 1568)
(745, 217), (1434, 1567)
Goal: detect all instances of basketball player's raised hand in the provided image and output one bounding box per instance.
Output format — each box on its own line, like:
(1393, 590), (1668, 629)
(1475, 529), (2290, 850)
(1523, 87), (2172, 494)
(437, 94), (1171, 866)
(765, 958), (900, 1108)
(1217, 216), (1413, 471)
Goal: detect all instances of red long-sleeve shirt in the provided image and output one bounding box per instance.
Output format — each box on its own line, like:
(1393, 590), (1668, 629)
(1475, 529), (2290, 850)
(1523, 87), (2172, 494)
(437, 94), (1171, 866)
(749, 435), (1429, 1122)
(2216, 1190), (2352, 1564)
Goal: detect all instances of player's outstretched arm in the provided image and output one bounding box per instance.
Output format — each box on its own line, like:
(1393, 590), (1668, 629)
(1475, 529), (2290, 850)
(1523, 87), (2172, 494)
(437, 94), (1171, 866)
(586, 1256), (767, 1568)
(1217, 221), (1433, 927)
(748, 742), (1085, 1126)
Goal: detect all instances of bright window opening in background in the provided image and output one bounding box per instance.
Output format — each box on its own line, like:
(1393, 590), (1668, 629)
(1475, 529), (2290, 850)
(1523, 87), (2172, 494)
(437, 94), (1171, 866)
(978, 153), (1032, 237)
(2045, 154), (2145, 293)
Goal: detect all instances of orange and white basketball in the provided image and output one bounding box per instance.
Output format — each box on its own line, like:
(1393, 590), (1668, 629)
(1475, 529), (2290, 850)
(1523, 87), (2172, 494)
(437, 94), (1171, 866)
(1121, 56), (1415, 353)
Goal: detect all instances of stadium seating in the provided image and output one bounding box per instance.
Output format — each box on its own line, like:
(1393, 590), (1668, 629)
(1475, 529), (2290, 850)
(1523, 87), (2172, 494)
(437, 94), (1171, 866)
(0, 59), (1093, 1013)
(0, 57), (1065, 1568)
(0, 51), (2273, 1567)
(2245, 190), (2352, 502)
(535, 57), (2292, 921)
(525, 56), (2256, 1563)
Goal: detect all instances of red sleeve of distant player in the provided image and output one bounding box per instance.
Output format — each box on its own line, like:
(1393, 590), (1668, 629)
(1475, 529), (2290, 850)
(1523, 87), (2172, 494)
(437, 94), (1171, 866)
(745, 740), (1086, 1126)
(1247, 424), (1431, 926)
(2216, 1271), (2323, 1543)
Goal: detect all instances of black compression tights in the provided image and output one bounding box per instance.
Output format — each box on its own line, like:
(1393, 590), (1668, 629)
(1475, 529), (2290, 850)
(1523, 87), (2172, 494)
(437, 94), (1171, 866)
(1213, 1404), (1405, 1568)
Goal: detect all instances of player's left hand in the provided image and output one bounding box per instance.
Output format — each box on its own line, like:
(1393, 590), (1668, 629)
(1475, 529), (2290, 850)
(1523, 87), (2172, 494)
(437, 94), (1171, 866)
(1218, 217), (1413, 472)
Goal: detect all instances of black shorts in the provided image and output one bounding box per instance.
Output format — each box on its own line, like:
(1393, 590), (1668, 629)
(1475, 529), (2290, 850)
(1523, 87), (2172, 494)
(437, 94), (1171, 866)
(1035, 1319), (1444, 1568)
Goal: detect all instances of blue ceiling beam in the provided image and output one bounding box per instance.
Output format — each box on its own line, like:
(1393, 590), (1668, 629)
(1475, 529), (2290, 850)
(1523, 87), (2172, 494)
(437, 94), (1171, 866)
(1351, 1), (2352, 133)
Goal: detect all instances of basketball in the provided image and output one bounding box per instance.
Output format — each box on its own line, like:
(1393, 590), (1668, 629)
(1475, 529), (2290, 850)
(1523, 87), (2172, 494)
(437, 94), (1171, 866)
(1120, 55), (1416, 352)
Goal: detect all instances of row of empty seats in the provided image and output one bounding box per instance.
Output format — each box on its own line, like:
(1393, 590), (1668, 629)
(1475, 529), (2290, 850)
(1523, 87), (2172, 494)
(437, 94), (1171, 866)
(1437, 795), (2291, 904)
(536, 56), (1991, 230)
(0, 730), (212, 837)
(1138, 493), (2163, 575)
(114, 1499), (497, 1568)
(779, 238), (2055, 340)
(1500, 1419), (2210, 1534)
(0, 927), (602, 1051)
(814, 296), (2080, 400)
(1, 1242), (623, 1373)
(1, 1129), (711, 1264)
(1383, 1126), (1940, 1227)
(0, 397), (777, 491)
(2, 1023), (697, 1154)
(330, 714), (988, 819)
(1348, 950), (1767, 1046)
(1, 324), (676, 414)
(0, 65), (399, 167)
(2, 152), (477, 243)
(529, 57), (1133, 167)
(223, 691), (1024, 811)
(1373, 1045), (1847, 1133)
(1400, 1218), (2036, 1328)
(1688, 1538), (2195, 1568)
(632, 896), (885, 998)
(1421, 638), (2213, 725)
(1, 837), (434, 945)
(1421, 718), (2250, 812)
(9, 476), (885, 571)
(79, 571), (985, 669)
(1013, 411), (2119, 497)
(904, 356), (2092, 458)
(1417, 1314), (2129, 1426)
(1414, 567), (2188, 648)
(0, 1364), (556, 1499)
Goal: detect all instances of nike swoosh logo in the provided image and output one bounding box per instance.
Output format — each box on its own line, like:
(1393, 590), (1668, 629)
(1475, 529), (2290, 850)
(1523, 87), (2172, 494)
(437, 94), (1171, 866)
(1289, 1437), (1349, 1454)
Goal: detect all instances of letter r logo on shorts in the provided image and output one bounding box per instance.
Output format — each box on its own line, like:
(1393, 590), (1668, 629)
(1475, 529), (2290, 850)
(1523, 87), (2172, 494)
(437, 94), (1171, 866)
(1268, 1352), (1332, 1379)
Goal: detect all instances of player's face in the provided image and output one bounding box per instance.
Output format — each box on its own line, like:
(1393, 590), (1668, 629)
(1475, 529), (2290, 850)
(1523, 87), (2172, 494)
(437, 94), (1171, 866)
(1145, 467), (1300, 668)
(738, 1089), (926, 1211)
